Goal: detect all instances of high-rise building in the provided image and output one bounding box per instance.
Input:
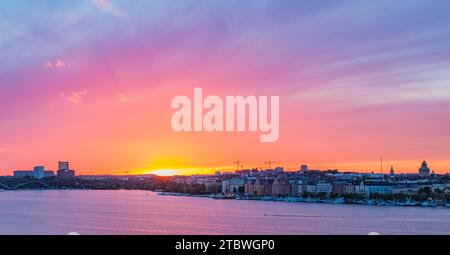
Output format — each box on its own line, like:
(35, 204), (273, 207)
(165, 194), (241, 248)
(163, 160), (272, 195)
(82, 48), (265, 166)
(418, 161), (430, 177)
(58, 161), (70, 171)
(57, 161), (75, 178)
(33, 166), (45, 179)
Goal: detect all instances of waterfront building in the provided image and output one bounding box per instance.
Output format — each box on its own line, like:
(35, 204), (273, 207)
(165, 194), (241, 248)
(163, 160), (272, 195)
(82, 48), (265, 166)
(261, 179), (274, 195)
(229, 178), (245, 193)
(355, 181), (368, 195)
(418, 161), (430, 177)
(271, 178), (291, 196)
(222, 178), (245, 194)
(221, 180), (230, 194)
(57, 169), (75, 179)
(344, 184), (355, 194)
(33, 166), (45, 179)
(306, 184), (317, 194)
(216, 160), (447, 199)
(195, 176), (219, 184)
(194, 176), (220, 191)
(290, 180), (304, 196)
(316, 182), (332, 195)
(366, 185), (393, 195)
(253, 179), (266, 195)
(13, 166), (54, 179)
(57, 161), (75, 179)
(185, 176), (198, 185)
(244, 179), (256, 195)
(392, 185), (420, 195)
(13, 171), (33, 178)
(332, 184), (344, 195)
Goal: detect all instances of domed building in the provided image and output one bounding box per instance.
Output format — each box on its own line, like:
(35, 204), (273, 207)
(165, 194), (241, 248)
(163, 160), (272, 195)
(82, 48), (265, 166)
(418, 161), (430, 177)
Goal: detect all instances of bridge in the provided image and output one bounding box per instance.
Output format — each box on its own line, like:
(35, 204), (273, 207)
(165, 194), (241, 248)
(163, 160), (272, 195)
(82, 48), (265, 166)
(0, 178), (57, 190)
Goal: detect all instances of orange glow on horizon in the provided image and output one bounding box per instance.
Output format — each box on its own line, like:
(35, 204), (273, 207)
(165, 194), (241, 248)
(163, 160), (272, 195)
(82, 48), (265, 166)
(126, 159), (450, 177)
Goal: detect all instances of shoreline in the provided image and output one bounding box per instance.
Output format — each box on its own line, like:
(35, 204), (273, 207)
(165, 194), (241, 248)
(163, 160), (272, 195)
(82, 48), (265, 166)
(157, 192), (450, 209)
(2, 189), (449, 209)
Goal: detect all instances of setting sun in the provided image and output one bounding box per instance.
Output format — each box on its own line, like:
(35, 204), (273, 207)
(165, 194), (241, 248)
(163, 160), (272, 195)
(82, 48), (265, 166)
(148, 169), (179, 176)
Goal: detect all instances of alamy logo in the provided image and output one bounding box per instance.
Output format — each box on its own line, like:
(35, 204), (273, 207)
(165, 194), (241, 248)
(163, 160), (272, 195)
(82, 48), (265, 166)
(171, 88), (279, 142)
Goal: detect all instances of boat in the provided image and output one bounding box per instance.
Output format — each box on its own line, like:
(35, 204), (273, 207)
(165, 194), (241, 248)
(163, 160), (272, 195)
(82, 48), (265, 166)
(208, 193), (225, 199)
(376, 200), (387, 206)
(260, 196), (274, 201)
(404, 200), (417, 206)
(222, 193), (235, 199)
(377, 200), (394, 206)
(284, 197), (301, 202)
(366, 200), (376, 205)
(421, 202), (437, 207)
(385, 201), (395, 206)
(157, 192), (184, 196)
(332, 198), (345, 204)
(304, 197), (317, 203)
(421, 200), (437, 207)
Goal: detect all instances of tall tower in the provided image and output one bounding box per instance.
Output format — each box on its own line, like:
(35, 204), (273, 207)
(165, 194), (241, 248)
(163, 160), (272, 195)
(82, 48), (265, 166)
(380, 156), (383, 174)
(389, 165), (395, 177)
(57, 161), (75, 179)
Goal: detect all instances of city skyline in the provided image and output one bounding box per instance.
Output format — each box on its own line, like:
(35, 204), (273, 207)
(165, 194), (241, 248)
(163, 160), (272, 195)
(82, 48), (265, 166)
(0, 159), (447, 177)
(2, 1), (450, 175)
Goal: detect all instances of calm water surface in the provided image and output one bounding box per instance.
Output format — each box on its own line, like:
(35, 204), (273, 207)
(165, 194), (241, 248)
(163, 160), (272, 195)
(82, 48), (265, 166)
(0, 190), (449, 235)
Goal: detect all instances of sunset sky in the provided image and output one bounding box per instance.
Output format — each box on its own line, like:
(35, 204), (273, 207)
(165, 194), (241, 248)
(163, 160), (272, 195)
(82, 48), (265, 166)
(1, 0), (450, 175)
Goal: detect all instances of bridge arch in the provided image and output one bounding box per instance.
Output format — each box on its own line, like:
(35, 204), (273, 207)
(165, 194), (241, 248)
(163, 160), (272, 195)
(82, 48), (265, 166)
(0, 182), (11, 190)
(13, 180), (54, 190)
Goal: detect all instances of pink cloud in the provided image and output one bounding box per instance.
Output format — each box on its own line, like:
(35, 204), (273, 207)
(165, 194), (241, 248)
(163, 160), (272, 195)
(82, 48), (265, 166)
(44, 59), (66, 68)
(66, 90), (87, 105)
(92, 0), (125, 17)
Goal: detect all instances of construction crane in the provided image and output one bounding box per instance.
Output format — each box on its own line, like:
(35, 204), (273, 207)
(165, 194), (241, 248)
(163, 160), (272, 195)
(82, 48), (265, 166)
(233, 160), (246, 171)
(264, 160), (280, 170)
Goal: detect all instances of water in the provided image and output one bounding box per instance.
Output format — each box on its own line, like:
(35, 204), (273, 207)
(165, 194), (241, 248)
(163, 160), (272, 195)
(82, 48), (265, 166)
(0, 190), (448, 235)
